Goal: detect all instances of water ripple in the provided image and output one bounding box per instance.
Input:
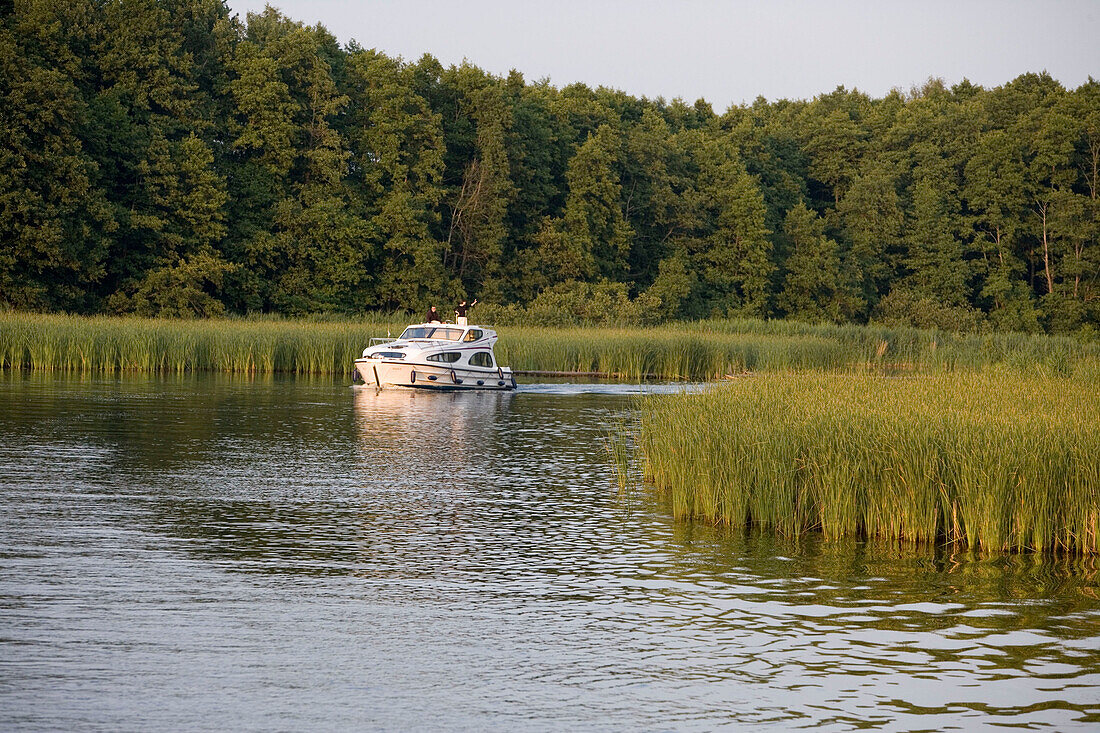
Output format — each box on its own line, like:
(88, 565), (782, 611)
(0, 373), (1098, 731)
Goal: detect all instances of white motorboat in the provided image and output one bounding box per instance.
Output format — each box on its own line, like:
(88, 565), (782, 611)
(353, 323), (517, 390)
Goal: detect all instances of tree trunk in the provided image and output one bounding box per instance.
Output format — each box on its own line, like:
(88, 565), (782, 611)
(1074, 238), (1084, 299)
(1040, 200), (1055, 295)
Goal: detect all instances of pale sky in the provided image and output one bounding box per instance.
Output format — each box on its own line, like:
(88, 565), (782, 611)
(225, 0), (1099, 111)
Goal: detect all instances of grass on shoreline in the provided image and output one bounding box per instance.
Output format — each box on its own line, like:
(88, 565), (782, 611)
(638, 372), (1100, 555)
(0, 313), (402, 375)
(3, 311), (1099, 380)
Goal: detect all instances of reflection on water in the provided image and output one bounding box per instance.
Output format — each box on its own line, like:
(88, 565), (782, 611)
(1, 372), (1098, 731)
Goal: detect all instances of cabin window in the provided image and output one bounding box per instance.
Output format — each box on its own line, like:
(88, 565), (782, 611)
(430, 327), (464, 341)
(400, 326), (463, 341)
(376, 351), (405, 359)
(463, 329), (483, 342)
(426, 352), (461, 363)
(400, 327), (432, 339)
(469, 351), (494, 367)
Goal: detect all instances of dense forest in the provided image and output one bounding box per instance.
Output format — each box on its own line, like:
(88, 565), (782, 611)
(3, 0), (1099, 334)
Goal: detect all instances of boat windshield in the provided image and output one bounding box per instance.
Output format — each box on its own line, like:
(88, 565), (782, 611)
(400, 326), (465, 341)
(400, 327), (433, 339)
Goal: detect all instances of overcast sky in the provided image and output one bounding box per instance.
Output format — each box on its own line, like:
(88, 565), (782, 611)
(224, 0), (1099, 111)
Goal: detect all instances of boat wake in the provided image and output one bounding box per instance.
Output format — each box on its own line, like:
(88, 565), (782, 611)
(513, 382), (708, 396)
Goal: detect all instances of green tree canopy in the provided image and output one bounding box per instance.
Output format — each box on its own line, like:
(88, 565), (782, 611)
(1, 2), (1098, 335)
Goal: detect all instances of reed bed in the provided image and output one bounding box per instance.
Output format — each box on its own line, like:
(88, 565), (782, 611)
(497, 323), (1100, 381)
(3, 311), (1099, 379)
(0, 312), (406, 375)
(497, 326), (853, 380)
(0, 313), (862, 377)
(683, 319), (1100, 375)
(638, 372), (1100, 555)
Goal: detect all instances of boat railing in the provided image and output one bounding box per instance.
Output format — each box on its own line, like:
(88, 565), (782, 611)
(369, 337), (397, 346)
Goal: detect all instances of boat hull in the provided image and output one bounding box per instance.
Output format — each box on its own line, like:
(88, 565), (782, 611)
(354, 359), (516, 391)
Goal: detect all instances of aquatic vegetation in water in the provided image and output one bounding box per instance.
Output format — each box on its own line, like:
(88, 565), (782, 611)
(605, 416), (642, 494)
(0, 312), (406, 375)
(2, 312), (1099, 380)
(638, 372), (1100, 555)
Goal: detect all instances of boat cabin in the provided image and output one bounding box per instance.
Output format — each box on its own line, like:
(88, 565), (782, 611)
(398, 324), (487, 343)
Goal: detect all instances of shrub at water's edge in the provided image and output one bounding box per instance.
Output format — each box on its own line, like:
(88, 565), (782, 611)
(3, 311), (1100, 380)
(638, 372), (1100, 555)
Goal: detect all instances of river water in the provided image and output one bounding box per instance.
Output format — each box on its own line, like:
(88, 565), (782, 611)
(1, 373), (1098, 731)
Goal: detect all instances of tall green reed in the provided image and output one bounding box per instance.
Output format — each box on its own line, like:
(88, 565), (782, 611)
(638, 372), (1100, 555)
(4, 312), (1100, 379)
(0, 312), (407, 375)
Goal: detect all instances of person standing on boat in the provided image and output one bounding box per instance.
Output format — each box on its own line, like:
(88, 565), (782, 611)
(426, 305), (442, 323)
(455, 299), (477, 326)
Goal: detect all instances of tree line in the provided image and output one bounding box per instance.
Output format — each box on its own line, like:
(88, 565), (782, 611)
(3, 1), (1099, 334)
